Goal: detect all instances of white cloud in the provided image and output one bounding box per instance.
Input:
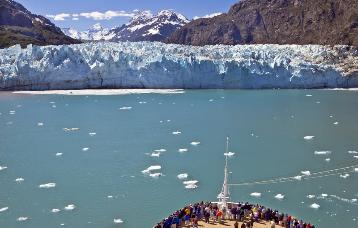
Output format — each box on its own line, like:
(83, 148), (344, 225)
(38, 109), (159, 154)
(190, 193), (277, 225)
(193, 12), (223, 20)
(72, 17), (79, 21)
(80, 10), (135, 20)
(46, 13), (71, 21)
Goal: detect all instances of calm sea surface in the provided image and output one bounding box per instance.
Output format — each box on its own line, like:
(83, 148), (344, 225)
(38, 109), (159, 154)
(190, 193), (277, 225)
(0, 90), (358, 228)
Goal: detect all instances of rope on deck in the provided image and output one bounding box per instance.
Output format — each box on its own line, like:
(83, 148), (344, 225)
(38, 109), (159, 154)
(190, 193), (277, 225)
(228, 164), (358, 186)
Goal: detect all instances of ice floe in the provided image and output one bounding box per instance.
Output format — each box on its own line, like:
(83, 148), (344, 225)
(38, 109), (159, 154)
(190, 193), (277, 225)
(150, 152), (161, 157)
(119, 106), (132, 110)
(142, 165), (161, 174)
(56, 152), (63, 156)
(178, 148), (188, 153)
(15, 177), (24, 183)
(348, 151), (358, 154)
(185, 184), (198, 189)
(303, 136), (315, 140)
(39, 183), (56, 189)
(250, 192), (262, 198)
(224, 152), (235, 157)
(172, 131), (181, 135)
(340, 174), (350, 179)
(82, 147), (90, 151)
(355, 168), (358, 172)
(325, 158), (331, 162)
(154, 149), (166, 152)
(307, 195), (315, 199)
(63, 127), (80, 132)
(149, 173), (163, 178)
(0, 166), (8, 171)
(274, 194), (285, 200)
(89, 132), (96, 136)
(138, 101), (147, 104)
(183, 180), (198, 185)
(310, 203), (320, 209)
(17, 217), (29, 221)
(301, 171), (311, 176)
(190, 141), (200, 146)
(64, 204), (76, 211)
(51, 209), (60, 213)
(177, 173), (188, 180)
(0, 207), (9, 212)
(333, 122), (339, 125)
(306, 94), (313, 97)
(314, 151), (332, 155)
(294, 175), (302, 180)
(9, 110), (16, 115)
(114, 218), (124, 224)
(37, 122), (44, 126)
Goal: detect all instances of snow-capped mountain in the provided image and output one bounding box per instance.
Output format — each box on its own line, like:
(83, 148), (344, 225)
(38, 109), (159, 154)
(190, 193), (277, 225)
(62, 23), (114, 41)
(62, 10), (189, 42)
(108, 10), (189, 42)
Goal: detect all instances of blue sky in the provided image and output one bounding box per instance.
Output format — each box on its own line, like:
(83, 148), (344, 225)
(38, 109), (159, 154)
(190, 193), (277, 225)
(18, 0), (238, 30)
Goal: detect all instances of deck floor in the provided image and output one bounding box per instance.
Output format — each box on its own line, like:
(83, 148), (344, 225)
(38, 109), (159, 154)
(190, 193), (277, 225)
(184, 220), (273, 228)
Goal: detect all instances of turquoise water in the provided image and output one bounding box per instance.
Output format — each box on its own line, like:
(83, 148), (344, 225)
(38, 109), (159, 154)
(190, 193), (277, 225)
(0, 90), (358, 228)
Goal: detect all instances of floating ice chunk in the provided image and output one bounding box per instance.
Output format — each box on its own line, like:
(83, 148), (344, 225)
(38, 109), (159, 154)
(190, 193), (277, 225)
(107, 195), (113, 199)
(150, 152), (161, 157)
(303, 136), (315, 140)
(209, 99), (214, 102)
(89, 132), (96, 136)
(177, 173), (188, 180)
(190, 141), (200, 146)
(119, 106), (132, 110)
(149, 173), (163, 178)
(352, 199), (357, 202)
(82, 147), (90, 151)
(325, 158), (331, 162)
(316, 101), (321, 104)
(354, 156), (358, 159)
(340, 174), (350, 179)
(139, 101), (147, 104)
(301, 171), (311, 176)
(172, 131), (181, 135)
(306, 94), (313, 97)
(185, 184), (198, 189)
(51, 209), (60, 213)
(321, 194), (328, 197)
(37, 122), (44, 126)
(9, 110), (16, 115)
(310, 203), (320, 209)
(0, 207), (9, 212)
(0, 166), (8, 171)
(39, 183), (56, 189)
(114, 218), (124, 224)
(17, 217), (29, 221)
(56, 152), (63, 156)
(15, 177), (24, 183)
(64, 204), (75, 211)
(348, 151), (358, 154)
(294, 175), (302, 180)
(154, 149), (166, 152)
(333, 122), (339, 125)
(250, 192), (261, 198)
(314, 151), (332, 155)
(178, 148), (188, 153)
(307, 195), (315, 199)
(274, 194), (285, 200)
(183, 180), (198, 185)
(142, 165), (161, 174)
(224, 152), (235, 157)
(63, 128), (80, 132)
(355, 168), (358, 172)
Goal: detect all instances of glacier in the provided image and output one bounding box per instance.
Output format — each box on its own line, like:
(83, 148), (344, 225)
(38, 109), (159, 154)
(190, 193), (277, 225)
(0, 42), (358, 90)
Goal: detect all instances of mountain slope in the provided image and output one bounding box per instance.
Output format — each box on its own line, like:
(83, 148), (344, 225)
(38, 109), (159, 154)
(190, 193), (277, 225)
(0, 0), (79, 48)
(167, 0), (358, 46)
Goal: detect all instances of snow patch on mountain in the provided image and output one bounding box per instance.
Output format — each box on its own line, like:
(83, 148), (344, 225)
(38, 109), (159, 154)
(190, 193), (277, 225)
(62, 23), (114, 41)
(1, 42), (358, 90)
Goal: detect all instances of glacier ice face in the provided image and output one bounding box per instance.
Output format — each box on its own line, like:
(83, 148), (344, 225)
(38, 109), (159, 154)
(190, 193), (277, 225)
(1, 42), (358, 90)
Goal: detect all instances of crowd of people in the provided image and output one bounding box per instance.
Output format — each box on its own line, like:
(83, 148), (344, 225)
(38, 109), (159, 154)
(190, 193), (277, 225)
(153, 201), (316, 228)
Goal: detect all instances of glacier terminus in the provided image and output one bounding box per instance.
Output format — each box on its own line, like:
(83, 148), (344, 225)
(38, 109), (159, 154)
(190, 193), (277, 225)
(1, 42), (358, 90)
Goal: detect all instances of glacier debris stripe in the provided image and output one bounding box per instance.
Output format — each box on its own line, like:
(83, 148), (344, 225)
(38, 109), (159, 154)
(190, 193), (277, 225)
(0, 42), (358, 90)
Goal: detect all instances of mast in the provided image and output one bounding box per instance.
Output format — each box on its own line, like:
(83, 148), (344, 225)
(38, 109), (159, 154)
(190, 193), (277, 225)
(219, 136), (230, 210)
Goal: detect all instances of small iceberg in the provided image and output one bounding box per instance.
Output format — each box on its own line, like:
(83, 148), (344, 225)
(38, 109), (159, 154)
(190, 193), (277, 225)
(178, 148), (188, 153)
(149, 173), (163, 178)
(15, 177), (24, 183)
(82, 147), (90, 151)
(303, 136), (315, 140)
(294, 175), (302, 180)
(307, 195), (315, 199)
(150, 152), (161, 157)
(325, 158), (331, 162)
(63, 128), (80, 132)
(39, 183), (56, 189)
(154, 149), (166, 152)
(348, 151), (358, 154)
(354, 168), (358, 172)
(301, 171), (311, 176)
(310, 203), (320, 209)
(250, 192), (262, 198)
(119, 106), (132, 110)
(114, 218), (124, 224)
(340, 174), (350, 179)
(51, 209), (60, 213)
(64, 204), (76, 211)
(224, 152), (235, 157)
(89, 132), (96, 136)
(183, 180), (198, 185)
(37, 122), (44, 126)
(56, 152), (63, 156)
(0, 207), (9, 212)
(142, 165), (161, 174)
(190, 141), (200, 146)
(314, 151), (332, 155)
(306, 94), (313, 97)
(274, 194), (285, 200)
(185, 184), (198, 189)
(177, 173), (188, 180)
(333, 122), (339, 125)
(17, 217), (29, 221)
(0, 166), (8, 171)
(172, 131), (181, 135)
